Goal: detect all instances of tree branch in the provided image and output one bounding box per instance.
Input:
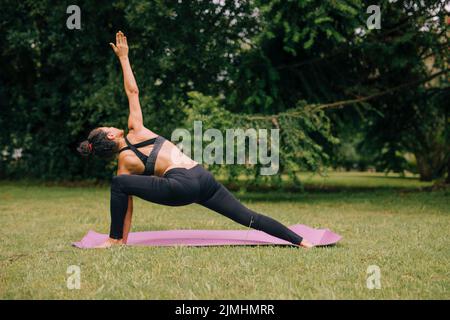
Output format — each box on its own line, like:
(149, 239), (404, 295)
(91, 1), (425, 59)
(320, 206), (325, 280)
(311, 69), (448, 111)
(242, 69), (448, 121)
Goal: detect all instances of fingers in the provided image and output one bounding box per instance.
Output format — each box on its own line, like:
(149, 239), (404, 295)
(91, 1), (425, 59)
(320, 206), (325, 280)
(116, 30), (126, 45)
(109, 42), (117, 52)
(113, 31), (127, 51)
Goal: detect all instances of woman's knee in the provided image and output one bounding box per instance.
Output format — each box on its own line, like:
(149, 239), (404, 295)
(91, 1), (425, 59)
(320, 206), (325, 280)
(248, 211), (263, 228)
(111, 174), (132, 193)
(232, 207), (262, 227)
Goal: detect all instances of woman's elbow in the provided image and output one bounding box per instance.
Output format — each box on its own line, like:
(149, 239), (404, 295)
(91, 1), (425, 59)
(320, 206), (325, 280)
(126, 87), (139, 95)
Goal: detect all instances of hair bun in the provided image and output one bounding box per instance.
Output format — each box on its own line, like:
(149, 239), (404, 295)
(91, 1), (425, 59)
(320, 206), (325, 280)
(77, 140), (93, 157)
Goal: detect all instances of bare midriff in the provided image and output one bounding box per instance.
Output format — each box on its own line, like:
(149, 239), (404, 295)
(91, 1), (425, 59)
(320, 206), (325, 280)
(155, 139), (198, 177)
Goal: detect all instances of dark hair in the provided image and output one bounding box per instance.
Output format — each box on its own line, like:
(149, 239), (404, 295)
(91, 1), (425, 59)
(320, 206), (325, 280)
(77, 128), (119, 158)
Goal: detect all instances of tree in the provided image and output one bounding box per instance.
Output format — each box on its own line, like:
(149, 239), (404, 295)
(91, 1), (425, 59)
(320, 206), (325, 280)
(1, 0), (448, 183)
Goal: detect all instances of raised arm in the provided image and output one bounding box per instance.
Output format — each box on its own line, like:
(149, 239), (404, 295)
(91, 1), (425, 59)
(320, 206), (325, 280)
(122, 196), (133, 243)
(110, 31), (143, 131)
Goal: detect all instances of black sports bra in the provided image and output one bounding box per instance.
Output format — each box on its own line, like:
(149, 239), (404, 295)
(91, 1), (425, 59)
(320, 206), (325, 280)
(118, 135), (166, 176)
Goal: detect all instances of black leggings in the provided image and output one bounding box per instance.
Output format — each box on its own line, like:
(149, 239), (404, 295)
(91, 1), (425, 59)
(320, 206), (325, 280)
(110, 164), (303, 245)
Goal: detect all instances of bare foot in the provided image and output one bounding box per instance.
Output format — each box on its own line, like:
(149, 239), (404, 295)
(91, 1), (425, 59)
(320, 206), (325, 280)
(299, 239), (314, 249)
(95, 238), (124, 248)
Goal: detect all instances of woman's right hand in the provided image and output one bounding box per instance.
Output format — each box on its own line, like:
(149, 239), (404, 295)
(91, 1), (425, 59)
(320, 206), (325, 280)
(300, 239), (314, 249)
(109, 31), (129, 59)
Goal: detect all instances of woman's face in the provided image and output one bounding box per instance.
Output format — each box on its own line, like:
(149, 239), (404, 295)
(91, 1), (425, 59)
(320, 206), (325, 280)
(100, 127), (124, 141)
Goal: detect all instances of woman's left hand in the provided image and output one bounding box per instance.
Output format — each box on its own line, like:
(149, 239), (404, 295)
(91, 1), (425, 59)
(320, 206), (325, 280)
(109, 31), (129, 59)
(95, 238), (124, 248)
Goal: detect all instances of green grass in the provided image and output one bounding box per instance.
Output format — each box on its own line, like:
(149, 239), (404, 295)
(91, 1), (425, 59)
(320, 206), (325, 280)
(299, 171), (435, 189)
(0, 172), (449, 299)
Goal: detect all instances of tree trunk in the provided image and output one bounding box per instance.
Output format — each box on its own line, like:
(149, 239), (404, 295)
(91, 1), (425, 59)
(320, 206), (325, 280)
(415, 153), (433, 181)
(446, 159), (450, 184)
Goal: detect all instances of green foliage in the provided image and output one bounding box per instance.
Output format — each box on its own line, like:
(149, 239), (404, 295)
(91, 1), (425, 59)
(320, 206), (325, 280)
(0, 0), (448, 183)
(0, 0), (258, 180)
(184, 92), (338, 187)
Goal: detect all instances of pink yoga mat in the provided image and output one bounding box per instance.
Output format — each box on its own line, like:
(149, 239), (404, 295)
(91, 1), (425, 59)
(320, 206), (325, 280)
(73, 224), (342, 249)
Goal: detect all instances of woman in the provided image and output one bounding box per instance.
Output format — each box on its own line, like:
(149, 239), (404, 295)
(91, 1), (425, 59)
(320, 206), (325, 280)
(78, 31), (312, 249)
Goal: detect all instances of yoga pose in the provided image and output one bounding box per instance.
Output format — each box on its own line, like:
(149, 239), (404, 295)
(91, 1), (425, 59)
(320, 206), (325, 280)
(77, 31), (312, 249)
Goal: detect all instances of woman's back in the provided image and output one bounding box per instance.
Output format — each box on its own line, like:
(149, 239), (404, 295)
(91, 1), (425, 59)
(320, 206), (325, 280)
(119, 127), (197, 176)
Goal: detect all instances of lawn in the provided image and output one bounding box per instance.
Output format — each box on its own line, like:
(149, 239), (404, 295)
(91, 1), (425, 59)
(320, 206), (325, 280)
(0, 172), (449, 299)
